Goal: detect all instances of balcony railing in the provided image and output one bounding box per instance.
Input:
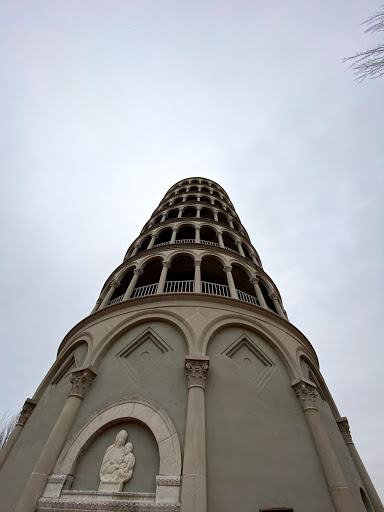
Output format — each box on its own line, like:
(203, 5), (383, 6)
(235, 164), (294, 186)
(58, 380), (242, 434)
(237, 289), (259, 305)
(175, 239), (195, 244)
(131, 283), (158, 298)
(200, 240), (220, 247)
(201, 281), (231, 297)
(164, 280), (194, 293)
(109, 294), (125, 305)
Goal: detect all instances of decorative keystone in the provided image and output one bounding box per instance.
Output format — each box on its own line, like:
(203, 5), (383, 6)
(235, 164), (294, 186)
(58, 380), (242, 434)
(185, 357), (210, 390)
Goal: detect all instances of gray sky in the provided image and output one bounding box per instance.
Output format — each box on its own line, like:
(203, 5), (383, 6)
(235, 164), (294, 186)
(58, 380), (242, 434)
(0, 0), (383, 499)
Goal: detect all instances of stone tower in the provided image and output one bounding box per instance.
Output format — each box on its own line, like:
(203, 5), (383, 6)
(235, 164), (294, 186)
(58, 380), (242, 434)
(0, 177), (382, 512)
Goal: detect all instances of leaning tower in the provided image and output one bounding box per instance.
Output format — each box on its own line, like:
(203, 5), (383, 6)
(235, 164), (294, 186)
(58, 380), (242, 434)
(0, 177), (382, 512)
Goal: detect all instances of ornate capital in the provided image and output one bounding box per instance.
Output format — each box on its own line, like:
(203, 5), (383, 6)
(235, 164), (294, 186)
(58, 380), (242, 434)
(268, 292), (278, 300)
(111, 280), (120, 289)
(17, 399), (37, 426)
(69, 368), (96, 399)
(235, 239), (242, 245)
(337, 417), (353, 444)
(293, 380), (317, 411)
(134, 242), (141, 248)
(163, 261), (171, 268)
(133, 268), (143, 276)
(151, 233), (158, 239)
(196, 205), (202, 210)
(185, 357), (210, 390)
(223, 266), (232, 273)
(194, 260), (202, 267)
(249, 277), (259, 285)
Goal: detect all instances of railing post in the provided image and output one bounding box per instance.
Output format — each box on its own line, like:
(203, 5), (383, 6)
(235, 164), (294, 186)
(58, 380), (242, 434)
(194, 260), (202, 293)
(123, 269), (143, 300)
(157, 262), (171, 294)
(223, 266), (238, 299)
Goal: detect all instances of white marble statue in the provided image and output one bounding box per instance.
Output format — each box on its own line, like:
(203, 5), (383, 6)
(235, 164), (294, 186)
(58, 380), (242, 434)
(99, 430), (135, 491)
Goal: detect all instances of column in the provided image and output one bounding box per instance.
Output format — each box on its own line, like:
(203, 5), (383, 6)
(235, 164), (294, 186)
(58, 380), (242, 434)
(293, 380), (359, 512)
(196, 206), (201, 218)
(147, 234), (158, 250)
(157, 262), (170, 294)
(90, 298), (102, 314)
(182, 196), (187, 202)
(235, 240), (245, 257)
(181, 357), (210, 512)
(123, 269), (143, 300)
(337, 418), (384, 512)
(195, 226), (201, 243)
(250, 253), (258, 265)
(213, 211), (219, 222)
(178, 207), (184, 218)
(268, 292), (285, 317)
(217, 231), (224, 248)
(170, 228), (178, 244)
(15, 368), (96, 512)
(210, 199), (215, 205)
(194, 260), (202, 293)
(161, 214), (167, 222)
(0, 399), (37, 470)
(130, 242), (141, 257)
(99, 280), (120, 309)
(223, 266), (238, 299)
(228, 218), (234, 228)
(249, 277), (268, 309)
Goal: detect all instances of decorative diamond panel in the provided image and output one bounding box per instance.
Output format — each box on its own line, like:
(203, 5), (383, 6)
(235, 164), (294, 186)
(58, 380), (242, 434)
(222, 334), (276, 391)
(117, 328), (172, 384)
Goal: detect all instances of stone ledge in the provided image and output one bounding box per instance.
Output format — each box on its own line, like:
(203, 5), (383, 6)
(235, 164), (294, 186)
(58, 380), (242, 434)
(37, 497), (180, 512)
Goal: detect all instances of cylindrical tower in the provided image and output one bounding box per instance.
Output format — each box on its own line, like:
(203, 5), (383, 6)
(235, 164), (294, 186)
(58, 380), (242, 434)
(0, 178), (382, 512)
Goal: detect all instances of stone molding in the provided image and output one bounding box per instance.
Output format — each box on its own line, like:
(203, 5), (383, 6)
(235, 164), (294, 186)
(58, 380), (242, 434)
(37, 498), (180, 511)
(185, 356), (210, 390)
(156, 476), (181, 487)
(17, 398), (37, 426)
(337, 417), (353, 445)
(69, 367), (97, 399)
(292, 379), (318, 411)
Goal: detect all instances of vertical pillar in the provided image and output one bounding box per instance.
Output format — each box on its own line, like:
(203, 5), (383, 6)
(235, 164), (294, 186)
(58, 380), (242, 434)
(99, 280), (120, 309)
(293, 380), (359, 512)
(170, 228), (178, 244)
(161, 214), (167, 222)
(268, 292), (285, 317)
(15, 368), (96, 512)
(157, 262), (170, 294)
(178, 207), (184, 218)
(195, 226), (201, 243)
(213, 211), (219, 222)
(217, 232), (224, 248)
(130, 242), (141, 257)
(337, 418), (384, 512)
(249, 277), (268, 309)
(210, 199), (215, 205)
(182, 196), (187, 202)
(196, 206), (201, 218)
(228, 218), (234, 228)
(250, 253), (258, 265)
(235, 240), (245, 257)
(147, 234), (158, 250)
(194, 260), (202, 293)
(90, 298), (102, 314)
(181, 357), (210, 512)
(0, 399), (37, 470)
(123, 269), (143, 300)
(223, 266), (238, 299)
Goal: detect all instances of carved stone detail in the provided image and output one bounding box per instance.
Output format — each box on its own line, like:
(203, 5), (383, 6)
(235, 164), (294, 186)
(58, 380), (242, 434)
(133, 269), (143, 276)
(249, 277), (259, 285)
(337, 418), (353, 444)
(69, 368), (96, 398)
(162, 261), (171, 268)
(17, 399), (37, 426)
(293, 380), (317, 411)
(268, 292), (278, 300)
(185, 357), (209, 390)
(156, 476), (181, 487)
(37, 498), (180, 511)
(223, 266), (232, 273)
(99, 430), (135, 492)
(194, 260), (202, 267)
(111, 280), (121, 289)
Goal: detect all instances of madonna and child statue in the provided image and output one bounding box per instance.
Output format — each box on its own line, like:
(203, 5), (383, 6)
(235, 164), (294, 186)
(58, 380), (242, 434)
(98, 430), (136, 492)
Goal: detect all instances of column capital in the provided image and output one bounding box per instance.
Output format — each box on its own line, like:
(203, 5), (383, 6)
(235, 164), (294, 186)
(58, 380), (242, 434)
(235, 239), (242, 245)
(134, 242), (141, 248)
(69, 367), (97, 399)
(268, 292), (278, 300)
(95, 298), (103, 306)
(172, 226), (179, 232)
(185, 356), (210, 390)
(292, 379), (318, 411)
(249, 276), (259, 285)
(17, 398), (37, 426)
(151, 233), (158, 239)
(196, 205), (202, 210)
(162, 261), (171, 268)
(337, 417), (353, 444)
(133, 268), (143, 276)
(194, 260), (202, 267)
(223, 265), (232, 273)
(111, 280), (120, 289)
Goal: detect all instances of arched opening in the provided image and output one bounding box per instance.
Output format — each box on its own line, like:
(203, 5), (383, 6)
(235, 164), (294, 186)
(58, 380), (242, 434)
(259, 280), (277, 313)
(153, 216), (162, 225)
(133, 259), (163, 297)
(360, 488), (373, 512)
(189, 185), (199, 192)
(242, 244), (251, 260)
(200, 187), (210, 194)
(232, 219), (241, 231)
(200, 226), (219, 245)
(201, 180), (209, 185)
(201, 257), (229, 296)
(214, 200), (223, 208)
(232, 265), (257, 304)
(137, 235), (152, 254)
(183, 207), (196, 218)
(166, 209), (179, 220)
(165, 255), (195, 292)
(187, 195), (198, 202)
(217, 212), (229, 225)
(200, 196), (211, 204)
(109, 269), (134, 304)
(200, 208), (214, 220)
(179, 187), (187, 193)
(211, 190), (220, 198)
(176, 225), (195, 243)
(222, 233), (237, 252)
(173, 197), (183, 204)
(155, 228), (172, 246)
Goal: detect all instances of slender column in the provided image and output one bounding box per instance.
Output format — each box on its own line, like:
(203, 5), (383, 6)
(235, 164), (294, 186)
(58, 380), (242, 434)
(249, 277), (268, 309)
(235, 240), (245, 257)
(130, 242), (141, 258)
(157, 262), (171, 294)
(217, 231), (225, 248)
(147, 234), (158, 250)
(0, 399), (37, 470)
(182, 196), (187, 202)
(250, 253), (258, 265)
(196, 206), (201, 218)
(268, 292), (285, 317)
(123, 269), (143, 300)
(194, 260), (202, 293)
(337, 418), (384, 512)
(195, 226), (201, 243)
(228, 218), (234, 228)
(178, 207), (184, 218)
(91, 298), (102, 314)
(15, 368), (96, 512)
(213, 211), (219, 222)
(181, 357), (210, 512)
(161, 214), (167, 222)
(293, 380), (359, 512)
(99, 280), (120, 309)
(210, 199), (215, 205)
(170, 228), (178, 244)
(223, 266), (238, 299)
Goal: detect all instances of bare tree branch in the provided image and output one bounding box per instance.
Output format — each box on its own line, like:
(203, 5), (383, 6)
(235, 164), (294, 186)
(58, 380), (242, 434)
(0, 411), (19, 450)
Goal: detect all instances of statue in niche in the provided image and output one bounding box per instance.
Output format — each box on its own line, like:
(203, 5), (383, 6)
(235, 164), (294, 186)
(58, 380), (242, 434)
(98, 430), (136, 492)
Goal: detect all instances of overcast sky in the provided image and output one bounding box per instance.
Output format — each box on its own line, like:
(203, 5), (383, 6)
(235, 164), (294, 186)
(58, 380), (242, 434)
(0, 0), (383, 499)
